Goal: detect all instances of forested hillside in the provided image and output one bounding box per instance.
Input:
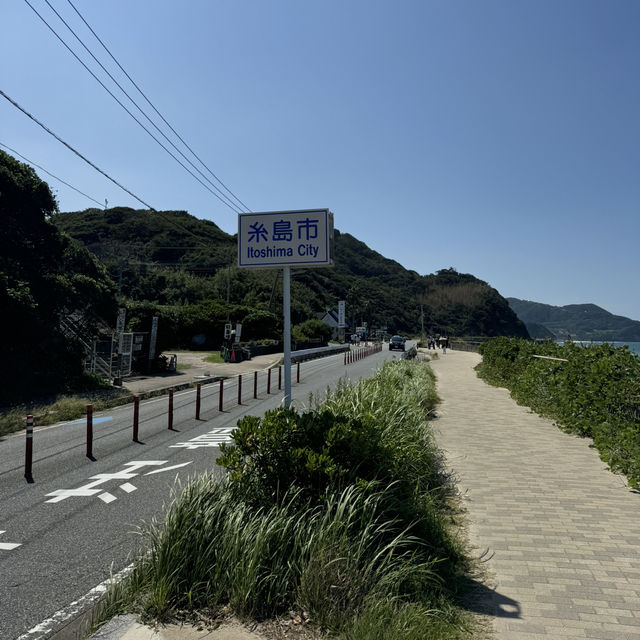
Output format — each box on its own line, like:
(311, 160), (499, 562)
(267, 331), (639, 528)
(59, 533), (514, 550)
(53, 207), (529, 344)
(507, 298), (640, 341)
(0, 150), (118, 404)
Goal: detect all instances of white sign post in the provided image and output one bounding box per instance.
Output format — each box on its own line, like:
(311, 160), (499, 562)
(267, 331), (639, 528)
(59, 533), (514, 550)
(238, 209), (334, 407)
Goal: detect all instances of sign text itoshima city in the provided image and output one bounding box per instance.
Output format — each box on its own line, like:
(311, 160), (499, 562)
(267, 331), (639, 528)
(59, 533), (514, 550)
(238, 209), (333, 268)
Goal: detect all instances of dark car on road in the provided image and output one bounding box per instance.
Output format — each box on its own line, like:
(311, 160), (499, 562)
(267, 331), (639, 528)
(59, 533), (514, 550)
(389, 335), (405, 351)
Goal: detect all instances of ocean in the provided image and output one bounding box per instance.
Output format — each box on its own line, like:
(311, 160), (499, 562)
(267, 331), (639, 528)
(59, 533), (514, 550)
(561, 341), (640, 357)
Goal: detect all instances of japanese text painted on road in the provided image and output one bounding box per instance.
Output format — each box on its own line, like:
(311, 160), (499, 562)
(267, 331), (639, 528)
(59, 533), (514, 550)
(238, 209), (334, 268)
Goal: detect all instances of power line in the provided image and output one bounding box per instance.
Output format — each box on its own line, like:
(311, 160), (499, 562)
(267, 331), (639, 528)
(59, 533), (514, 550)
(23, 0), (242, 214)
(0, 141), (105, 208)
(43, 0), (248, 214)
(0, 88), (156, 210)
(0, 91), (228, 250)
(66, 0), (252, 214)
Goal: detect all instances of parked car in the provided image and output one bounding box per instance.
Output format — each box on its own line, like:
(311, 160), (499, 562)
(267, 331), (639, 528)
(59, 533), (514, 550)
(389, 335), (405, 351)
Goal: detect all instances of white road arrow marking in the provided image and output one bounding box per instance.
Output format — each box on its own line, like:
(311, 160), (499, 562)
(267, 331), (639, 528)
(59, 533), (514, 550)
(0, 530), (21, 551)
(169, 428), (235, 449)
(45, 460), (170, 503)
(144, 461), (192, 475)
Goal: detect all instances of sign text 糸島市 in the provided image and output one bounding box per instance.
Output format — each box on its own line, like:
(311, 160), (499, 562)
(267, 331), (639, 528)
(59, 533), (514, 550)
(238, 209), (333, 269)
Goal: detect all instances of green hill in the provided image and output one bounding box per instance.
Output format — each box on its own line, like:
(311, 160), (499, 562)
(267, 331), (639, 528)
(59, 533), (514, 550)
(53, 207), (529, 342)
(507, 297), (640, 341)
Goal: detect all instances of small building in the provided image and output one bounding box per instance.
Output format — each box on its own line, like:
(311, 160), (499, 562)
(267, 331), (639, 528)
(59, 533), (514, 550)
(319, 309), (352, 341)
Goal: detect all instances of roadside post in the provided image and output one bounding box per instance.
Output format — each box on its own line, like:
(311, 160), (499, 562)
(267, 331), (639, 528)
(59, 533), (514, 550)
(133, 396), (140, 441)
(219, 379), (224, 411)
(267, 368), (271, 394)
(195, 384), (201, 420)
(254, 370), (258, 398)
(238, 375), (242, 405)
(86, 404), (93, 458)
(25, 415), (34, 479)
(168, 389), (174, 430)
(238, 209), (334, 408)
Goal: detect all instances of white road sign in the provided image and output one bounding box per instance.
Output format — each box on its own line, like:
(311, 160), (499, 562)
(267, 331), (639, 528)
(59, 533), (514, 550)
(238, 209), (334, 269)
(338, 300), (346, 328)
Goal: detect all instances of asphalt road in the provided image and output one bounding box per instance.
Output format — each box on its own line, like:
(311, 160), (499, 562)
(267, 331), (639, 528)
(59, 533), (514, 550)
(0, 346), (407, 640)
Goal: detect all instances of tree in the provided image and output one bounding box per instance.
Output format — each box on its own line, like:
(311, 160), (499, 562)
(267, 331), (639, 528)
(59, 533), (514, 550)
(292, 319), (333, 345)
(0, 150), (117, 404)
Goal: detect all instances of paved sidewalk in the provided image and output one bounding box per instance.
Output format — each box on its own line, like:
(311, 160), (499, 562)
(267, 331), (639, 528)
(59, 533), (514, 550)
(121, 352), (284, 397)
(430, 351), (640, 639)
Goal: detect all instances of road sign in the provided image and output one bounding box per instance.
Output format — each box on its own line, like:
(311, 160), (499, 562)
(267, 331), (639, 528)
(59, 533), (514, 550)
(338, 300), (346, 328)
(238, 209), (334, 269)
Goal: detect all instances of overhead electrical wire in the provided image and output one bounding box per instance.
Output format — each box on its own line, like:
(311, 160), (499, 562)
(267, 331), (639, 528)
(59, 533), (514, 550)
(66, 0), (252, 214)
(42, 0), (248, 214)
(0, 141), (106, 208)
(23, 0), (243, 215)
(0, 88), (156, 210)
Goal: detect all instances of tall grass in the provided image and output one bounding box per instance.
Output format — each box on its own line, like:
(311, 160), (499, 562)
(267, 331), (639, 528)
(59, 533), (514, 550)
(95, 361), (473, 638)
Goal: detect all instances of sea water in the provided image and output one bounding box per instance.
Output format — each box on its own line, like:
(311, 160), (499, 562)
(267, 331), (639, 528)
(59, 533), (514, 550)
(561, 341), (640, 357)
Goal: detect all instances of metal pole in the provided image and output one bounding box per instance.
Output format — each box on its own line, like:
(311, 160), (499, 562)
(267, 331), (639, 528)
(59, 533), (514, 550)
(86, 404), (93, 458)
(133, 396), (140, 441)
(254, 370), (258, 399)
(238, 375), (242, 405)
(297, 362), (300, 383)
(168, 389), (173, 430)
(283, 266), (292, 408)
(25, 415), (34, 479)
(195, 384), (201, 420)
(267, 368), (271, 394)
(278, 366), (282, 390)
(219, 379), (224, 411)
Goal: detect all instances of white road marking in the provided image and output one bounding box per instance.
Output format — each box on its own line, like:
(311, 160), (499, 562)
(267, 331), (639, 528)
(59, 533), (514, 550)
(144, 461), (192, 475)
(169, 428), (235, 449)
(0, 530), (21, 551)
(16, 564), (133, 640)
(119, 482), (137, 493)
(98, 492), (117, 504)
(45, 461), (169, 503)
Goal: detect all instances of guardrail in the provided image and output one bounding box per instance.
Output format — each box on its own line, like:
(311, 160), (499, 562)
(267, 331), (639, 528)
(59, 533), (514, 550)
(291, 343), (350, 363)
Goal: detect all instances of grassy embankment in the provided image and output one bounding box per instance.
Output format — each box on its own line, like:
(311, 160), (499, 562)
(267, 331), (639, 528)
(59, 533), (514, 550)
(476, 337), (640, 486)
(93, 360), (481, 639)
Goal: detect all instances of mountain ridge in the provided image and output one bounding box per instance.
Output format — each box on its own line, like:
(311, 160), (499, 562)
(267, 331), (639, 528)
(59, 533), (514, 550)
(507, 297), (640, 341)
(53, 207), (529, 340)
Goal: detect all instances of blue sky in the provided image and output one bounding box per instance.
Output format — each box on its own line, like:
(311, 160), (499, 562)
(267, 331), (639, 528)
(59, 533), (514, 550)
(3, 1), (639, 320)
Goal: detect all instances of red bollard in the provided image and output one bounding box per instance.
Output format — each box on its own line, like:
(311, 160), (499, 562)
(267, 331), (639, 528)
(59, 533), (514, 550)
(297, 362), (300, 383)
(25, 415), (34, 479)
(238, 375), (243, 405)
(168, 389), (174, 430)
(195, 384), (201, 420)
(278, 366), (282, 390)
(254, 371), (258, 399)
(133, 395), (140, 441)
(267, 368), (272, 394)
(86, 404), (93, 458)
(219, 379), (224, 411)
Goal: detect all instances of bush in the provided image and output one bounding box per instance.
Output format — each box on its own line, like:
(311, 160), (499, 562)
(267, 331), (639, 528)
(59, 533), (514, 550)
(218, 408), (393, 507)
(477, 337), (640, 486)
(292, 318), (333, 344)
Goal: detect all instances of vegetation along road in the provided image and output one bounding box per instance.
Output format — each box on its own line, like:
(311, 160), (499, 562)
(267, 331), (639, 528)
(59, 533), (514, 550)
(0, 348), (404, 640)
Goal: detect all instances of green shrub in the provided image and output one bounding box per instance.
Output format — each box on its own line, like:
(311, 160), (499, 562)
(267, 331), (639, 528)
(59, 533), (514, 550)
(218, 408), (393, 507)
(477, 337), (640, 486)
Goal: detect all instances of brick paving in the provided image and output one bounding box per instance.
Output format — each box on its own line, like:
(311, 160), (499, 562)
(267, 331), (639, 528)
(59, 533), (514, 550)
(429, 350), (640, 640)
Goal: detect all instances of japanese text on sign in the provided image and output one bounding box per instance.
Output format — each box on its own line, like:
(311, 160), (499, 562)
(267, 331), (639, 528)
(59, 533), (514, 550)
(238, 209), (333, 268)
